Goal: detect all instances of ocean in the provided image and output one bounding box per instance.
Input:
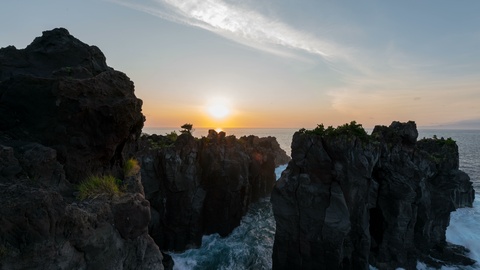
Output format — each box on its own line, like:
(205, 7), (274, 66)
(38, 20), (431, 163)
(142, 127), (480, 270)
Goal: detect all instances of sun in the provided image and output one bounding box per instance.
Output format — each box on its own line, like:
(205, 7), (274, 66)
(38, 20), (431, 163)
(207, 102), (230, 119)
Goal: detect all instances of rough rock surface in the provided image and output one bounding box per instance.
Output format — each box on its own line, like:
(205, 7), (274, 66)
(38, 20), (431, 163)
(0, 175), (164, 270)
(0, 27), (144, 183)
(134, 130), (290, 252)
(0, 29), (164, 269)
(271, 121), (475, 270)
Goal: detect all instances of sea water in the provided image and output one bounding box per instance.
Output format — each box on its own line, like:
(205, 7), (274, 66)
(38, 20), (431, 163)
(143, 128), (480, 269)
(418, 130), (480, 270)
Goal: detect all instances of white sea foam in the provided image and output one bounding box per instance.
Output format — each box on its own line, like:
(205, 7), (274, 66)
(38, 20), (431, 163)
(170, 197), (275, 270)
(171, 170), (480, 270)
(275, 164), (288, 180)
(444, 197), (480, 269)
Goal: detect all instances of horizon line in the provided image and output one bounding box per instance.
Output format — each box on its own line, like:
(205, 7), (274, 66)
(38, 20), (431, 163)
(142, 126), (480, 130)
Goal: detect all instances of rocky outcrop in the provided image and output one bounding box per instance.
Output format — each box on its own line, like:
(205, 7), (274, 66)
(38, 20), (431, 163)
(0, 176), (163, 270)
(0, 29), (164, 269)
(240, 135), (291, 167)
(134, 130), (290, 252)
(0, 28), (144, 183)
(271, 121), (475, 270)
(0, 27), (109, 80)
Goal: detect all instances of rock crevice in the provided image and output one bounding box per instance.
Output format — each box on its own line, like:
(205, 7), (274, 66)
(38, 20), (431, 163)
(271, 121), (475, 270)
(133, 130), (290, 252)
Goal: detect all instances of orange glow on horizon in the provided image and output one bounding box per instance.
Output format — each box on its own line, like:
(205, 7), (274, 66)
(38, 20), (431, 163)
(142, 99), (453, 130)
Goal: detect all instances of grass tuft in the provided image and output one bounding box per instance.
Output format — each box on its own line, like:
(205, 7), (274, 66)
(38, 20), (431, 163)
(124, 158), (140, 177)
(77, 175), (121, 200)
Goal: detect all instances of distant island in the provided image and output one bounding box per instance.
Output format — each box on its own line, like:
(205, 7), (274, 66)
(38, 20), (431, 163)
(421, 119), (480, 130)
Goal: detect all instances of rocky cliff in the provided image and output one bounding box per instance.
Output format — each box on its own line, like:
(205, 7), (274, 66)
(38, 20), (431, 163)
(0, 27), (144, 183)
(0, 28), (291, 268)
(0, 28), (164, 269)
(132, 129), (290, 252)
(271, 121), (475, 270)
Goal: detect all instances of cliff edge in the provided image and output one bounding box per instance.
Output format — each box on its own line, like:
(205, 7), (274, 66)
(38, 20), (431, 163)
(271, 121), (475, 270)
(132, 129), (290, 252)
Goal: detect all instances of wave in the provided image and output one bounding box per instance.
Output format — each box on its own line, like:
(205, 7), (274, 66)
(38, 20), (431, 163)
(441, 198), (480, 269)
(170, 198), (275, 270)
(169, 165), (287, 270)
(170, 164), (479, 270)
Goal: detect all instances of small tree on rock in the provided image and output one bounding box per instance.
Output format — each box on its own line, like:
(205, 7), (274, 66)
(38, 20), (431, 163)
(180, 123), (193, 134)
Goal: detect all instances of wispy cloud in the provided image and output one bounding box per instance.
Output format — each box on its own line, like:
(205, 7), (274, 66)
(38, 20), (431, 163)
(108, 0), (480, 127)
(108, 0), (347, 61)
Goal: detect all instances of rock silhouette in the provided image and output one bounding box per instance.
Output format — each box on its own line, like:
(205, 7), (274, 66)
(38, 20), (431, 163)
(0, 28), (163, 269)
(0, 27), (144, 183)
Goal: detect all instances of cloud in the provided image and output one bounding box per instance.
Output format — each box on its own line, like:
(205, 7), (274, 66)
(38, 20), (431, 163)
(108, 0), (480, 127)
(108, 0), (347, 61)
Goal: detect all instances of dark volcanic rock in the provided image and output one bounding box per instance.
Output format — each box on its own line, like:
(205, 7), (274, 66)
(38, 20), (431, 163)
(0, 28), (144, 183)
(271, 125), (380, 269)
(113, 193), (152, 240)
(0, 179), (163, 270)
(0, 27), (110, 80)
(200, 132), (251, 237)
(240, 135), (291, 167)
(0, 145), (22, 178)
(0, 29), (164, 269)
(134, 130), (290, 252)
(271, 121), (475, 270)
(241, 135), (290, 203)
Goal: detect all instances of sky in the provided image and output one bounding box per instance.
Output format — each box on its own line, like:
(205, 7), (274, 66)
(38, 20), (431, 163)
(1, 0), (480, 129)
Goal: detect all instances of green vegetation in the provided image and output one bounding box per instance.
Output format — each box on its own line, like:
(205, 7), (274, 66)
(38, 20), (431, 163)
(124, 158), (140, 177)
(432, 135), (456, 146)
(444, 137), (456, 146)
(142, 131), (178, 149)
(145, 138), (164, 149)
(77, 175), (122, 200)
(299, 121), (370, 141)
(180, 123), (193, 134)
(419, 136), (457, 164)
(165, 131), (178, 142)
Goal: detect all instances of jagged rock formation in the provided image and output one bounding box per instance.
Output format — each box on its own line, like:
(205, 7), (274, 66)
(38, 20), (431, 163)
(271, 121), (475, 270)
(134, 130), (290, 252)
(0, 174), (163, 269)
(241, 135), (291, 167)
(0, 27), (144, 183)
(0, 29), (164, 269)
